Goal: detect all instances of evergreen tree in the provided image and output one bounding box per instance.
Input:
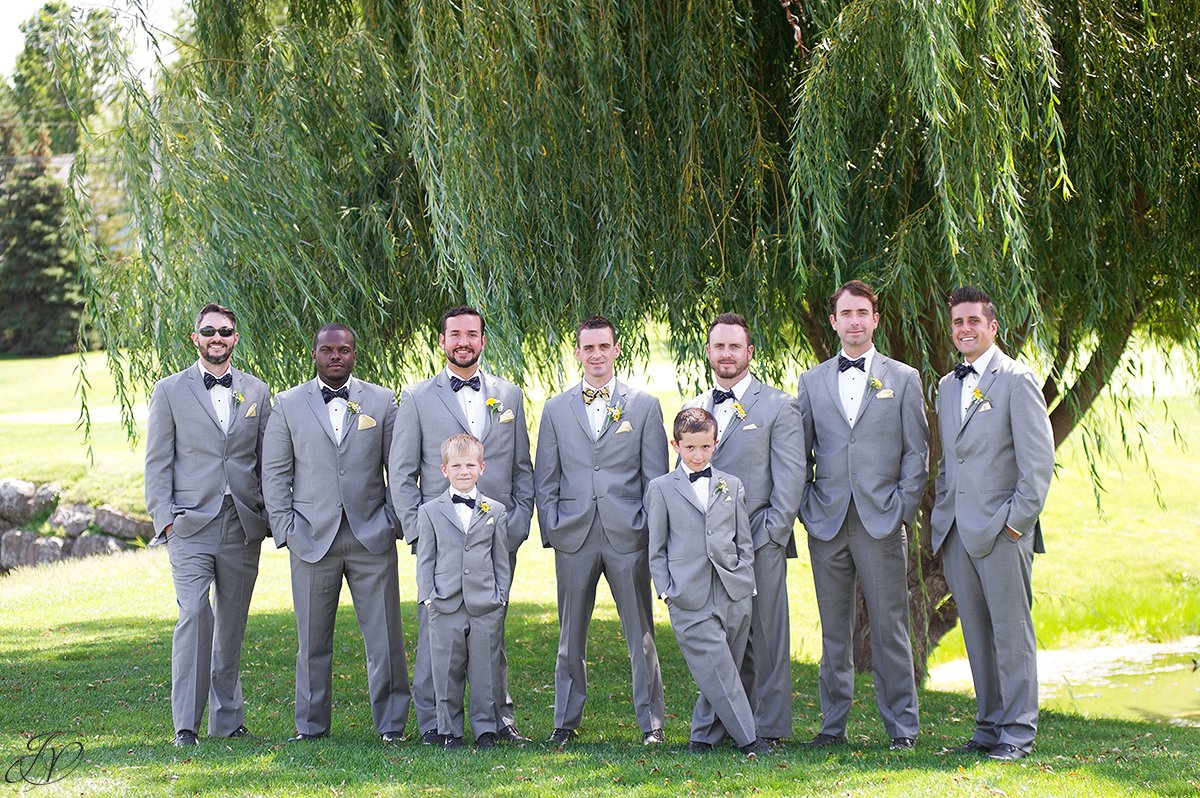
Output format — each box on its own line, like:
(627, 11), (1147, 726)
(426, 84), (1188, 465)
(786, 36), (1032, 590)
(0, 129), (81, 355)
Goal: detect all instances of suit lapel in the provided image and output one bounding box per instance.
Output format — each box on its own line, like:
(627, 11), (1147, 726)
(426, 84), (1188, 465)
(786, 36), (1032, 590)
(437, 494), (467, 534)
(822, 359), (852, 427)
(480, 374), (500, 442)
(226, 368), (244, 434)
(185, 366), (224, 432)
(568, 383), (593, 440)
(958, 353), (1002, 438)
(856, 355), (887, 423)
(595, 381), (626, 444)
(338, 378), (364, 448)
(717, 378), (757, 448)
(304, 379), (339, 446)
(434, 373), (473, 435)
(671, 469), (706, 513)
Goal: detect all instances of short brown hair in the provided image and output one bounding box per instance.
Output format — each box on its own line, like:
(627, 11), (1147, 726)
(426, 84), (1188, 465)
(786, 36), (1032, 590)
(195, 303), (237, 329)
(828, 280), (878, 315)
(576, 315), (618, 346)
(440, 306), (485, 336)
(441, 433), (484, 465)
(947, 286), (996, 322)
(706, 312), (752, 345)
(673, 407), (718, 441)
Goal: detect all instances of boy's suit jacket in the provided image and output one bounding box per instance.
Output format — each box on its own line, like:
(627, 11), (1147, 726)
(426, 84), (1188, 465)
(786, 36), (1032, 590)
(645, 467), (756, 611)
(797, 353), (928, 541)
(390, 371), (534, 553)
(144, 364), (272, 543)
(261, 376), (400, 564)
(415, 492), (511, 614)
(684, 377), (804, 553)
(535, 380), (668, 554)
(932, 349), (1054, 558)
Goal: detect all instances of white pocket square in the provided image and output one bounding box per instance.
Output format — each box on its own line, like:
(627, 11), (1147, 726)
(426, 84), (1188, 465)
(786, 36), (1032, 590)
(743, 423), (759, 430)
(876, 389), (895, 399)
(979, 402), (993, 413)
(486, 517), (496, 525)
(724, 495), (733, 502)
(616, 420), (634, 434)
(498, 409), (515, 423)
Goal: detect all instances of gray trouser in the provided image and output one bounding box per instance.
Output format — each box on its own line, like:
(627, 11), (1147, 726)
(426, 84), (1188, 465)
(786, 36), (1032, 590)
(428, 603), (505, 740)
(168, 496), (260, 736)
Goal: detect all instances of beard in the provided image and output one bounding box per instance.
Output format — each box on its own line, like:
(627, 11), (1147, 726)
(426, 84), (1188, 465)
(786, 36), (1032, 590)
(200, 347), (232, 366)
(448, 349), (481, 369)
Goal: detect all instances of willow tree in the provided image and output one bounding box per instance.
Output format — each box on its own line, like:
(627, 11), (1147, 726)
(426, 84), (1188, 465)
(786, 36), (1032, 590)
(66, 0), (1199, 673)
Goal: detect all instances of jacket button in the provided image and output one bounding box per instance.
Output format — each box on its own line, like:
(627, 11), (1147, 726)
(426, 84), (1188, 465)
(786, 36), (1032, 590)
(463, 569), (470, 574)
(339, 469), (346, 475)
(957, 458), (964, 464)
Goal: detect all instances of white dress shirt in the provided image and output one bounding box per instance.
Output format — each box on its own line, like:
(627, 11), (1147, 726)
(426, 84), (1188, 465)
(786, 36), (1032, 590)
(712, 372), (752, 440)
(448, 366), (487, 438)
(450, 487), (479, 532)
(960, 345), (998, 421)
(582, 376), (617, 440)
(197, 360), (232, 433)
(317, 376), (350, 444)
(680, 462), (711, 508)
(837, 347), (875, 427)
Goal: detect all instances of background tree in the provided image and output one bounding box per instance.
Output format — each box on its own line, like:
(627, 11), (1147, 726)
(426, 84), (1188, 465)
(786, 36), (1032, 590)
(0, 128), (82, 355)
(65, 0), (1199, 674)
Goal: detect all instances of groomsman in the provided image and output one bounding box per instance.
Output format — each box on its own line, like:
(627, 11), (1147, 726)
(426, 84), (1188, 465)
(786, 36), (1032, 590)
(262, 324), (411, 742)
(535, 316), (668, 745)
(684, 313), (804, 742)
(932, 286), (1053, 761)
(390, 306), (534, 744)
(145, 303), (271, 746)
(796, 280), (927, 749)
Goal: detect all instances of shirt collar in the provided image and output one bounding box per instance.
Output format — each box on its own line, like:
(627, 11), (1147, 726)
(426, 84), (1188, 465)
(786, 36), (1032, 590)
(450, 488), (479, 501)
(715, 372), (753, 399)
(445, 365), (482, 383)
(965, 345), (998, 376)
(317, 376), (353, 394)
(581, 375), (617, 397)
(838, 345), (876, 374)
(679, 462), (710, 477)
(196, 360), (232, 380)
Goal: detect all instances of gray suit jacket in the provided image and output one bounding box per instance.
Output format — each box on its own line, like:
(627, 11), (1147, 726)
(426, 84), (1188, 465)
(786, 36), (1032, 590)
(534, 380), (669, 554)
(646, 467), (755, 611)
(390, 371), (533, 552)
(797, 353), (929, 541)
(685, 377), (804, 553)
(144, 364), (272, 543)
(261, 376), (401, 563)
(415, 491), (511, 614)
(932, 349), (1054, 557)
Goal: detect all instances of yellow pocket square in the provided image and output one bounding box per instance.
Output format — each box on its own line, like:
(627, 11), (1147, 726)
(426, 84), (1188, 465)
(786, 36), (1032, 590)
(498, 409), (515, 423)
(616, 420), (634, 434)
(876, 389), (895, 399)
(357, 414), (377, 430)
(244, 402), (257, 418)
(743, 423), (759, 430)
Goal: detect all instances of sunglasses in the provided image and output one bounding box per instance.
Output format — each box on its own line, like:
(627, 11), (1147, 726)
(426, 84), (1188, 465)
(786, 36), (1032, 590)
(197, 326), (237, 338)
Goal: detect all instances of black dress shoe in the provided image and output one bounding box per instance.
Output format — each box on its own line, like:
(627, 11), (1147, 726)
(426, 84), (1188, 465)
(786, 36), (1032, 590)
(761, 737), (782, 747)
(498, 724), (531, 742)
(420, 729), (444, 746)
(224, 725), (251, 739)
(949, 739), (991, 754)
(688, 740), (713, 754)
(443, 736), (466, 750)
(287, 732), (328, 743)
(475, 732), (498, 749)
(889, 737), (916, 750)
(172, 730), (199, 747)
(642, 728), (665, 745)
(804, 733), (847, 747)
(987, 743), (1027, 761)
(547, 728), (577, 745)
(380, 730), (405, 743)
(740, 738), (773, 758)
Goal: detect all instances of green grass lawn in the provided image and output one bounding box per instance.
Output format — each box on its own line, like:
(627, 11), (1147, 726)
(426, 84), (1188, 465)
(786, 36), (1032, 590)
(2, 350), (1199, 795)
(2, 544), (1198, 797)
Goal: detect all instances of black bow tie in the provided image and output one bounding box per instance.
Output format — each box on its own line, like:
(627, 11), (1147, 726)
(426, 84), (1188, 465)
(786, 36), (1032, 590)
(321, 386), (349, 404)
(203, 372), (232, 390)
(451, 493), (476, 509)
(450, 374), (481, 393)
(688, 467), (713, 483)
(837, 355), (865, 373)
(712, 388), (736, 405)
(953, 363), (978, 380)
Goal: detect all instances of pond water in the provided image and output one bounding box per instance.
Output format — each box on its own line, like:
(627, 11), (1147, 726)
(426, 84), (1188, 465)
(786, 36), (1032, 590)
(927, 636), (1200, 727)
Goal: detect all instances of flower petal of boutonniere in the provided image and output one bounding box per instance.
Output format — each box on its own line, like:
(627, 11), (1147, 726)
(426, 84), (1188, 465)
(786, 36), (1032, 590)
(971, 387), (992, 408)
(730, 402), (747, 420)
(346, 400), (362, 416)
(479, 501), (491, 515)
(604, 402), (625, 433)
(232, 390), (246, 405)
(713, 477), (728, 495)
(868, 376), (883, 392)
(486, 397), (506, 416)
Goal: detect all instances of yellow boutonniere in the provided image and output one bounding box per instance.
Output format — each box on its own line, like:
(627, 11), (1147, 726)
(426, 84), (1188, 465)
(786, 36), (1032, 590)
(486, 397), (506, 415)
(478, 501), (491, 515)
(713, 477), (728, 495)
(971, 387), (991, 406)
(731, 402), (746, 420)
(868, 376), (883, 392)
(346, 400), (362, 416)
(232, 390), (246, 405)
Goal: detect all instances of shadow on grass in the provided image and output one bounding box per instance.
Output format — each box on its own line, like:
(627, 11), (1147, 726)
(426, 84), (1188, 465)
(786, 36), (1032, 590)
(3, 604), (1199, 796)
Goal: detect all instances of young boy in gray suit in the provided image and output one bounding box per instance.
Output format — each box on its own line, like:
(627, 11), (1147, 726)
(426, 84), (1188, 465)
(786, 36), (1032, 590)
(415, 434), (513, 750)
(645, 408), (771, 758)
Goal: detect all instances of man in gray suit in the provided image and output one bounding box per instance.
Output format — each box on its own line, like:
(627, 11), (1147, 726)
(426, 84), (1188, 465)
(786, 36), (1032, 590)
(145, 303), (271, 747)
(683, 312), (804, 743)
(932, 286), (1054, 761)
(535, 315), (668, 745)
(797, 280), (928, 749)
(262, 323), (411, 743)
(390, 305), (534, 744)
